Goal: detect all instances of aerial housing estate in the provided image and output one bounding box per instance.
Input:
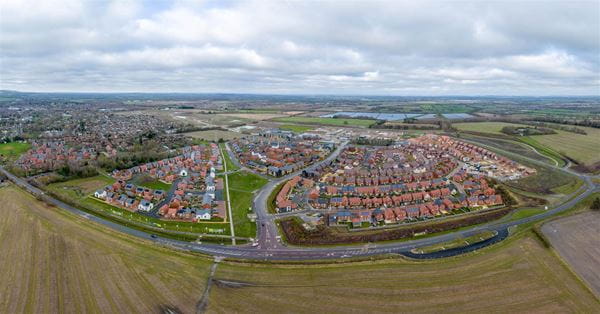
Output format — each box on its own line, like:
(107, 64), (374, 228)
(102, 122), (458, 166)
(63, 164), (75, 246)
(230, 129), (335, 177)
(285, 134), (532, 227)
(93, 144), (226, 222)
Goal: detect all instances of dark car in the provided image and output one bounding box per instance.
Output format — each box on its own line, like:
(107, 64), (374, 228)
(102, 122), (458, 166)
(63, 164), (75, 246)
(150, 234), (157, 239)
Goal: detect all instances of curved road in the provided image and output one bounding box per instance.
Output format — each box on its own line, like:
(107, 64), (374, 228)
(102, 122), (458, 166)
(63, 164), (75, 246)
(2, 141), (598, 261)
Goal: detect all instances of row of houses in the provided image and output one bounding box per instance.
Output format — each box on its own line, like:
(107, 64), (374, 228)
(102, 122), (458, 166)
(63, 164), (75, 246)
(112, 144), (221, 183)
(328, 193), (504, 227)
(275, 176), (315, 213)
(299, 136), (511, 227)
(411, 134), (535, 180)
(230, 129), (335, 177)
(93, 181), (165, 212)
(319, 178), (450, 196)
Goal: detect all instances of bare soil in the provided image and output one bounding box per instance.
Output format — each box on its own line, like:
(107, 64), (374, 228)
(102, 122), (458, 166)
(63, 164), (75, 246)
(0, 185), (212, 313)
(542, 211), (600, 298)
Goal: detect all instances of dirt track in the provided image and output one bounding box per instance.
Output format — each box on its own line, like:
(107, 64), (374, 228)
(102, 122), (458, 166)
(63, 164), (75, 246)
(543, 211), (600, 297)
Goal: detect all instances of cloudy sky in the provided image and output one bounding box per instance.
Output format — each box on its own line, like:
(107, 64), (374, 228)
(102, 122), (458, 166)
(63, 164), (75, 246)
(1, 0), (599, 95)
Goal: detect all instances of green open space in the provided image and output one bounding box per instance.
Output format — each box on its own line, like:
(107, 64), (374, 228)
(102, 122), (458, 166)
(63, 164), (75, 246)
(412, 230), (497, 254)
(228, 171), (268, 192)
(518, 136), (566, 167)
(224, 171), (268, 238)
(505, 163), (577, 195)
(46, 175), (115, 197)
(453, 121), (528, 135)
(551, 177), (584, 195)
(0, 141), (31, 162)
(529, 126), (600, 166)
(507, 207), (548, 221)
(272, 116), (376, 127)
(130, 174), (172, 191)
(278, 124), (314, 133)
(219, 142), (240, 171)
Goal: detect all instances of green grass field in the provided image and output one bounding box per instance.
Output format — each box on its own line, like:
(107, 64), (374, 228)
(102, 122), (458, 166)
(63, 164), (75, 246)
(551, 177), (584, 195)
(412, 230), (496, 254)
(508, 207), (548, 221)
(46, 175), (115, 197)
(130, 174), (172, 191)
(272, 116), (376, 127)
(530, 126), (600, 166)
(453, 122), (528, 135)
(225, 171), (268, 238)
(220, 143), (240, 171)
(278, 124), (314, 133)
(0, 142), (30, 161)
(420, 103), (475, 113)
(228, 171), (268, 192)
(518, 136), (566, 167)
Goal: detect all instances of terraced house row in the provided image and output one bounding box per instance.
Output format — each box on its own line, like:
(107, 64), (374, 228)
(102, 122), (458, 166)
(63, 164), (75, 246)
(275, 175), (315, 213)
(230, 128), (335, 177)
(297, 135), (523, 227)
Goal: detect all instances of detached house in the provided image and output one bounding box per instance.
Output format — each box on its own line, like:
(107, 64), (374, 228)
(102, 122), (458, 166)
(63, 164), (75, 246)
(195, 209), (212, 220)
(138, 200), (154, 212)
(94, 189), (107, 199)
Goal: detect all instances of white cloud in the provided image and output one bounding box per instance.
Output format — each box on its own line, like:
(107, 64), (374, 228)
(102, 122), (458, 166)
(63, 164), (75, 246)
(0, 0), (598, 95)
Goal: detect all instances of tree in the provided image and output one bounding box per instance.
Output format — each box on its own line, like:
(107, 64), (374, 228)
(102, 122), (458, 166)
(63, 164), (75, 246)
(591, 197), (600, 211)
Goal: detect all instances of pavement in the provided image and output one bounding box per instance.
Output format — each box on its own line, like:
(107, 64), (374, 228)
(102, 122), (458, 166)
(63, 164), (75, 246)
(2, 139), (599, 261)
